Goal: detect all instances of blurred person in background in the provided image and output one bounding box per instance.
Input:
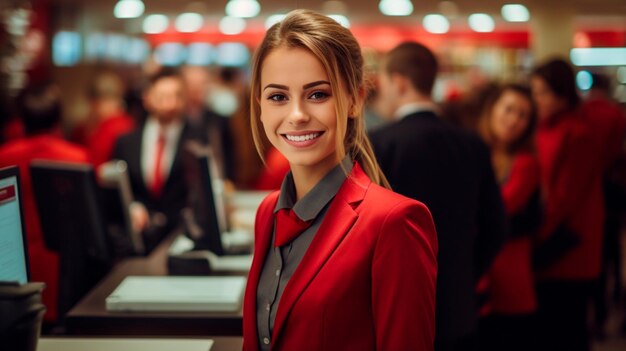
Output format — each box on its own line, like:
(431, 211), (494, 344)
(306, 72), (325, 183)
(218, 66), (290, 191)
(0, 81), (89, 324)
(181, 65), (235, 180)
(441, 81), (499, 132)
(76, 70), (135, 168)
(531, 58), (605, 351)
(111, 67), (191, 252)
(475, 84), (541, 351)
(370, 41), (508, 351)
(582, 72), (626, 339)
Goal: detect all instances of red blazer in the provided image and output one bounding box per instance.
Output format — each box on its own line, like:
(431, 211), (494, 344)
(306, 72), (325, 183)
(488, 153), (539, 314)
(243, 163), (438, 351)
(0, 134), (89, 321)
(581, 97), (626, 171)
(536, 110), (605, 280)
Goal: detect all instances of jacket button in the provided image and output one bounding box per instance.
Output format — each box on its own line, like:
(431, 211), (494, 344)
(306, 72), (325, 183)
(263, 337), (270, 345)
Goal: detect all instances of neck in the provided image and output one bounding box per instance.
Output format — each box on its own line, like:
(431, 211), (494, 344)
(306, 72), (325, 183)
(399, 91), (433, 106)
(290, 154), (343, 201)
(491, 141), (509, 154)
(155, 117), (177, 128)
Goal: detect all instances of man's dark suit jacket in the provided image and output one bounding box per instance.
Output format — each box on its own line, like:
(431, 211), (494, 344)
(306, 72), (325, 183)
(112, 123), (192, 251)
(370, 110), (508, 343)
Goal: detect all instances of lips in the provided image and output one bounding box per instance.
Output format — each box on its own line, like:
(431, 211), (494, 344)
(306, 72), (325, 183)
(281, 131), (324, 147)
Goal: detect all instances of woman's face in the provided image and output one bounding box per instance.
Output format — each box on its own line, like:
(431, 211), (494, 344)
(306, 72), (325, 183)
(531, 76), (566, 121)
(259, 46), (346, 176)
(490, 89), (532, 147)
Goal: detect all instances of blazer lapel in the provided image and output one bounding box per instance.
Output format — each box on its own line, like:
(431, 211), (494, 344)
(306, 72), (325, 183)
(129, 130), (148, 194)
(272, 163), (370, 343)
(162, 124), (188, 193)
(243, 191), (279, 351)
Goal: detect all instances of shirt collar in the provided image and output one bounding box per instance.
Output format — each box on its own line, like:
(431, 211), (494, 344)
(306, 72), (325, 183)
(146, 117), (184, 141)
(275, 156), (353, 222)
(393, 102), (439, 121)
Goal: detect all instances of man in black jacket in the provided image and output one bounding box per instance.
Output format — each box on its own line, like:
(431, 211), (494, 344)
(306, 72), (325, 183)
(112, 68), (192, 252)
(369, 42), (508, 351)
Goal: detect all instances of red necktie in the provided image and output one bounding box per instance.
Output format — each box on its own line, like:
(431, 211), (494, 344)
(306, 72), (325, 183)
(150, 131), (166, 198)
(274, 208), (312, 247)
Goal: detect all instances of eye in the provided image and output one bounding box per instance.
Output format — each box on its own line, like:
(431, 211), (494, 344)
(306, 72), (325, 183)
(309, 91), (330, 101)
(267, 93), (287, 102)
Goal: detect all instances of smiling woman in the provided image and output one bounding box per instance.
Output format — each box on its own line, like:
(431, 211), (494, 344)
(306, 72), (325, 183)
(243, 9), (439, 351)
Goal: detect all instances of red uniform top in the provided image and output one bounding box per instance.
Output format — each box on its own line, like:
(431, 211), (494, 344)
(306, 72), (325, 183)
(86, 114), (135, 168)
(581, 97), (626, 171)
(535, 109), (605, 280)
(488, 153), (540, 314)
(0, 134), (89, 321)
(244, 163), (438, 351)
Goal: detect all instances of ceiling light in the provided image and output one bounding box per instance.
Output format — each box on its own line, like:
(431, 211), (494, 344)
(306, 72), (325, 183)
(423, 14), (450, 34)
(468, 13), (495, 33)
(328, 14), (350, 28)
(143, 14), (169, 34)
(570, 48), (626, 66)
(113, 0), (144, 19)
(501, 4), (530, 22)
(175, 13), (204, 33)
(225, 0), (261, 18)
(379, 0), (413, 16)
(576, 70), (593, 91)
(219, 16), (246, 35)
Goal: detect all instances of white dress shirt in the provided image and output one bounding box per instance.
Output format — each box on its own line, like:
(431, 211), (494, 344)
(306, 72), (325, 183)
(140, 117), (184, 189)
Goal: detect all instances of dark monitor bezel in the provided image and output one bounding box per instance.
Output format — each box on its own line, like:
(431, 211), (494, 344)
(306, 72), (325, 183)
(184, 146), (230, 256)
(0, 165), (31, 283)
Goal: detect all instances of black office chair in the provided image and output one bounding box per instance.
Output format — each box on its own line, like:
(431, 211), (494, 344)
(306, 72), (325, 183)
(30, 161), (113, 321)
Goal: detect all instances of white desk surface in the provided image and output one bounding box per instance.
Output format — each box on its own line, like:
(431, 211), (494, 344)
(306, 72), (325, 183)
(38, 338), (213, 351)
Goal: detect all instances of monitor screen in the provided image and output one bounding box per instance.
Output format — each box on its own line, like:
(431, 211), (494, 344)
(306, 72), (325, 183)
(0, 167), (29, 284)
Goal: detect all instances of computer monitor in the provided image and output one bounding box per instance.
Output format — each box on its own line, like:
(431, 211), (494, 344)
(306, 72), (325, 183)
(183, 144), (230, 256)
(98, 159), (145, 255)
(0, 166), (29, 285)
(30, 160), (112, 315)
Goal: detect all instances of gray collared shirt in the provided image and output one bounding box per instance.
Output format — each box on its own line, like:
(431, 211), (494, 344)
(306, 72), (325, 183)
(256, 157), (353, 350)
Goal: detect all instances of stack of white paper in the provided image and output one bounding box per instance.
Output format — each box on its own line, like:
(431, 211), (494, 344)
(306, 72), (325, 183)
(106, 276), (246, 312)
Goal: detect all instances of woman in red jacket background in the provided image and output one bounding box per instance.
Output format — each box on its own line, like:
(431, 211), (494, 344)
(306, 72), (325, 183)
(476, 84), (541, 351)
(243, 9), (438, 351)
(531, 59), (605, 351)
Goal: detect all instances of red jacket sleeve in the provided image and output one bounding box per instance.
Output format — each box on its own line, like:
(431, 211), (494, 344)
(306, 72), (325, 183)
(541, 121), (599, 239)
(502, 153), (540, 216)
(372, 199), (438, 351)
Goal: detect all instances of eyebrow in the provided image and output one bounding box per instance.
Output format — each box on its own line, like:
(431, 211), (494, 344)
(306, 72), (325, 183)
(263, 80), (330, 92)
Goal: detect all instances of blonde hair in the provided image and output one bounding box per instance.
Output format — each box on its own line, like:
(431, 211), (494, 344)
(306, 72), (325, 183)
(249, 9), (389, 188)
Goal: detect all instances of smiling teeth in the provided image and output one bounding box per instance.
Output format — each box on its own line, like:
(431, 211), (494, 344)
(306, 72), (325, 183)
(286, 133), (320, 142)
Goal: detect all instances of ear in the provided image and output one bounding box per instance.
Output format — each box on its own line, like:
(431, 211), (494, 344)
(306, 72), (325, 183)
(348, 87), (366, 119)
(390, 73), (409, 95)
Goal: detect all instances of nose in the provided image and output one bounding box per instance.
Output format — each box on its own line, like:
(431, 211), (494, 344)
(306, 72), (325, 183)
(287, 100), (310, 125)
